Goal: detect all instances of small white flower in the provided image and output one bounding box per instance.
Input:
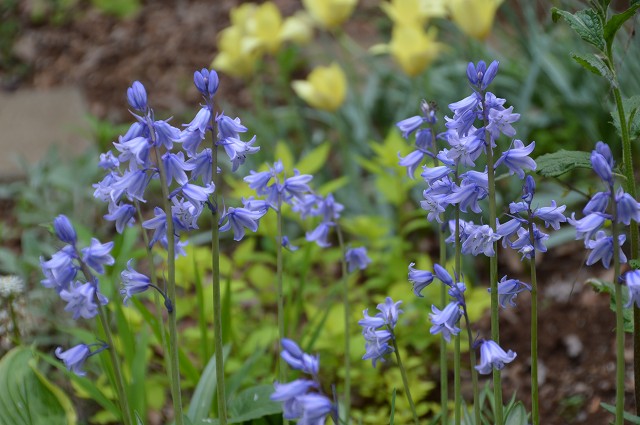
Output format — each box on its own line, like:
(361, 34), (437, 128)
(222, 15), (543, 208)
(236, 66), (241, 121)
(0, 275), (25, 298)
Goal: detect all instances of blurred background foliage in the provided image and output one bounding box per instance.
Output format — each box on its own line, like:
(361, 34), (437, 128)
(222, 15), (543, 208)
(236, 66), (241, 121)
(0, 0), (638, 423)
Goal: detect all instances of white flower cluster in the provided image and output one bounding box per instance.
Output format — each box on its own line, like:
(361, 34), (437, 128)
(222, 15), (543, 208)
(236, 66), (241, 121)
(0, 275), (25, 298)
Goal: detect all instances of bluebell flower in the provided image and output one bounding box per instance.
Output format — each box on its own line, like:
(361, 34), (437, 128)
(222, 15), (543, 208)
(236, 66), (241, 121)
(187, 149), (214, 184)
(114, 136), (151, 167)
(127, 81), (147, 111)
(315, 194), (343, 222)
(490, 276), (531, 308)
(429, 302), (462, 342)
(98, 151), (120, 170)
(398, 150), (428, 179)
(486, 106), (520, 140)
(143, 207), (167, 248)
(176, 182), (215, 211)
(216, 114), (248, 140)
(433, 263), (454, 286)
(220, 136), (260, 171)
(110, 169), (151, 203)
(59, 281), (107, 320)
(179, 128), (206, 157)
(583, 191), (609, 215)
(625, 270), (640, 309)
(193, 68), (219, 99)
(345, 247), (371, 272)
(219, 207), (267, 241)
(241, 196), (270, 213)
(592, 141), (614, 185)
(281, 236), (299, 251)
(271, 379), (318, 407)
(55, 344), (91, 376)
(420, 165), (452, 185)
(162, 152), (195, 186)
(494, 140), (536, 179)
(81, 238), (115, 275)
(448, 282), (467, 306)
(283, 172), (313, 200)
(449, 93), (481, 117)
(396, 115), (425, 139)
(444, 180), (487, 213)
(615, 188), (640, 225)
(475, 339), (517, 375)
(294, 393), (334, 424)
(585, 231), (627, 269)
(361, 327), (394, 367)
(306, 222), (333, 248)
(244, 169), (275, 194)
(93, 173), (118, 203)
(522, 174), (536, 204)
(40, 247), (78, 292)
(461, 224), (500, 257)
(104, 202), (136, 234)
(408, 262), (434, 297)
(376, 297), (403, 328)
(280, 338), (319, 375)
(120, 260), (151, 305)
(420, 193), (446, 223)
(533, 200), (567, 230)
(358, 308), (387, 329)
(153, 119), (181, 150)
(467, 60), (498, 89)
(569, 213), (607, 243)
(443, 131), (485, 167)
(53, 215), (77, 245)
(510, 226), (548, 259)
(496, 217), (524, 248)
(172, 198), (201, 232)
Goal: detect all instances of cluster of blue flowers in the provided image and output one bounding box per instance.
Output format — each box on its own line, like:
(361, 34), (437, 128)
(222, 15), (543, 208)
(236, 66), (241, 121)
(569, 142), (640, 268)
(40, 215), (112, 374)
(94, 69), (264, 254)
(270, 339), (336, 424)
(357, 297), (403, 367)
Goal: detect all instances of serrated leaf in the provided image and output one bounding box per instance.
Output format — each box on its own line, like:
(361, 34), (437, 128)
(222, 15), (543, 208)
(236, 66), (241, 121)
(552, 8), (606, 51)
(603, 4), (640, 48)
(535, 150), (592, 177)
(611, 95), (640, 140)
(570, 52), (616, 87)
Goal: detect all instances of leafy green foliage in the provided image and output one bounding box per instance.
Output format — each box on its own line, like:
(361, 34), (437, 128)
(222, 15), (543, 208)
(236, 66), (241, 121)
(551, 8), (605, 52)
(600, 402), (640, 423)
(535, 150), (592, 177)
(603, 4), (640, 49)
(569, 52), (616, 87)
(611, 95), (640, 140)
(0, 347), (76, 425)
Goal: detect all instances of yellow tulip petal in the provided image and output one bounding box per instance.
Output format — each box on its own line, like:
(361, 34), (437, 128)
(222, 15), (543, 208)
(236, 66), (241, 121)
(448, 0), (502, 40)
(292, 63), (347, 112)
(302, 0), (358, 30)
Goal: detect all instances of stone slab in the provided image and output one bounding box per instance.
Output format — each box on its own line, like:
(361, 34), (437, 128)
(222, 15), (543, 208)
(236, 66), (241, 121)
(0, 87), (91, 180)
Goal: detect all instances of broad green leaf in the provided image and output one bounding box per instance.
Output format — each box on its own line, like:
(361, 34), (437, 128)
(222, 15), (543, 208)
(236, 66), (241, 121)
(504, 402), (528, 425)
(603, 4), (640, 48)
(535, 150), (592, 177)
(570, 52), (616, 87)
(187, 346), (231, 424)
(0, 347), (76, 425)
(296, 143), (331, 175)
(552, 8), (605, 51)
(600, 402), (640, 423)
(226, 384), (282, 422)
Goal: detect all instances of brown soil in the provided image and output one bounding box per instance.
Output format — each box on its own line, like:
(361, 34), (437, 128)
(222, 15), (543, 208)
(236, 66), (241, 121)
(2, 1), (636, 424)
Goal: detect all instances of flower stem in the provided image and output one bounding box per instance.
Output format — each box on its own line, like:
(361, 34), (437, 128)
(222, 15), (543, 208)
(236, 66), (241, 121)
(336, 223), (351, 423)
(276, 201), (286, 388)
(454, 206), (462, 425)
(527, 219), (539, 425)
(209, 124), (228, 425)
(76, 261), (133, 425)
(7, 298), (21, 345)
(463, 309), (480, 424)
(154, 148), (184, 425)
(390, 331), (420, 425)
(484, 123), (503, 425)
(611, 189), (624, 425)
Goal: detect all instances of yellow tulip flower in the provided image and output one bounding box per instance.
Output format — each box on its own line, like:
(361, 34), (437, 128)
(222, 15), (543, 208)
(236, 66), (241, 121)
(448, 0), (504, 40)
(291, 63), (347, 112)
(371, 24), (445, 77)
(302, 0), (358, 30)
(212, 26), (260, 78)
(381, 0), (447, 26)
(243, 3), (313, 54)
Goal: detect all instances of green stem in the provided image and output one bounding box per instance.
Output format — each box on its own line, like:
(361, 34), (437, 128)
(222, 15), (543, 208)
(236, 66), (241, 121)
(463, 309), (480, 424)
(606, 46), (639, 413)
(76, 262), (133, 425)
(209, 125), (228, 425)
(611, 189), (624, 425)
(154, 148), (184, 425)
(485, 122), (503, 425)
(390, 330), (420, 425)
(336, 224), (351, 423)
(134, 202), (170, 379)
(454, 334), (461, 425)
(527, 218), (539, 425)
(276, 200), (286, 386)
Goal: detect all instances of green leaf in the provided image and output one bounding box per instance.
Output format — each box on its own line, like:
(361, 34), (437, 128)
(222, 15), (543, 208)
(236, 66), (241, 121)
(296, 143), (331, 175)
(389, 388), (396, 425)
(135, 412), (145, 425)
(187, 346), (231, 424)
(600, 402), (640, 423)
(570, 52), (616, 87)
(0, 347), (76, 425)
(603, 4), (640, 48)
(504, 402), (528, 425)
(611, 96), (640, 140)
(226, 384), (282, 423)
(535, 150), (592, 177)
(551, 8), (605, 51)
(275, 141), (294, 172)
